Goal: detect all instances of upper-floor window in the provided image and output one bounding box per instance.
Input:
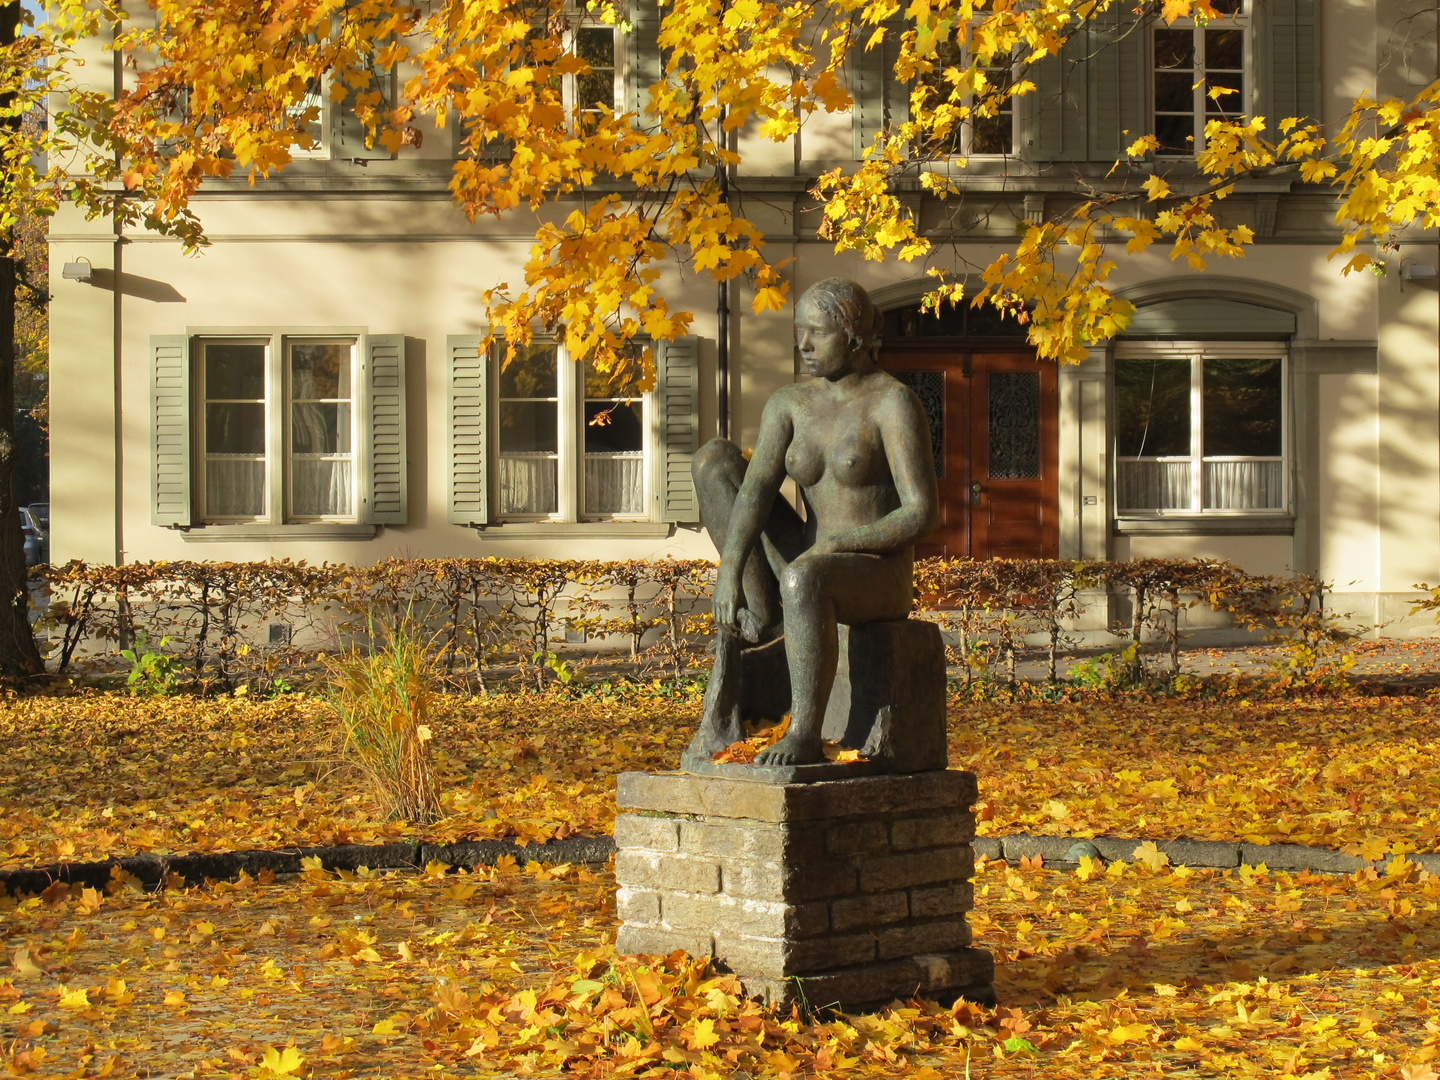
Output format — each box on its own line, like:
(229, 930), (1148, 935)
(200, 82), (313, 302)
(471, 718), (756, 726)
(1153, 0), (1250, 156)
(571, 23), (620, 125)
(1115, 341), (1286, 515)
(916, 34), (1017, 157)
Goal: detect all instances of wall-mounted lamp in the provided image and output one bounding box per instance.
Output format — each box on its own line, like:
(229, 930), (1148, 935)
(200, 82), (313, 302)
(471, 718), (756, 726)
(1402, 262), (1437, 281)
(61, 258), (93, 283)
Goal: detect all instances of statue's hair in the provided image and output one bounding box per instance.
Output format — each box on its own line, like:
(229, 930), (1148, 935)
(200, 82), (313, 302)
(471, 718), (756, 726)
(798, 278), (882, 354)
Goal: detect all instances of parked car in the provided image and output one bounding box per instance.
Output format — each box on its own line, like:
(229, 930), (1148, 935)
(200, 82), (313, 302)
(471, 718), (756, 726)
(19, 508), (42, 567)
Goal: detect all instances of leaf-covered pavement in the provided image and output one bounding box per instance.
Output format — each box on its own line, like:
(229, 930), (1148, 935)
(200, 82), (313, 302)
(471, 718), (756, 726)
(4, 852), (1439, 1078)
(2, 691), (1438, 871)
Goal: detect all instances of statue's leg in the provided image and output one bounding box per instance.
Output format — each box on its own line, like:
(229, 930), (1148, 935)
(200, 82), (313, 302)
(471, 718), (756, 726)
(756, 552), (913, 766)
(687, 440), (807, 763)
(692, 438), (804, 640)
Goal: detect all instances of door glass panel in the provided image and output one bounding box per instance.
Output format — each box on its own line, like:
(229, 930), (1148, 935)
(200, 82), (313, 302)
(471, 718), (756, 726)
(988, 371), (1040, 479)
(892, 370), (944, 478)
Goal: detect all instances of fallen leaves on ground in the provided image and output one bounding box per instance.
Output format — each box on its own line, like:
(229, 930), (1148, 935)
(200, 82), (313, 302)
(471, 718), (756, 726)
(2, 691), (1440, 870)
(0, 691), (692, 870)
(956, 697), (1440, 853)
(4, 853), (1440, 1077)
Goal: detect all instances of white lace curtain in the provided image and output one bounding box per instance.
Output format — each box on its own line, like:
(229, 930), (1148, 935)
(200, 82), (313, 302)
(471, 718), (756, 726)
(585, 453), (644, 515)
(1118, 459), (1284, 512)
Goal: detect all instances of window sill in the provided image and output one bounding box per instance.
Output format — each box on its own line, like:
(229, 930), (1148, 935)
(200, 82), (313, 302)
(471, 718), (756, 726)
(1114, 516), (1294, 537)
(472, 521), (675, 540)
(180, 524), (379, 542)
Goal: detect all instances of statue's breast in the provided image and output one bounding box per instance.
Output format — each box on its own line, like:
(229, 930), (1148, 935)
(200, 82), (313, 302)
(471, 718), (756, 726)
(827, 429), (886, 486)
(785, 439), (826, 487)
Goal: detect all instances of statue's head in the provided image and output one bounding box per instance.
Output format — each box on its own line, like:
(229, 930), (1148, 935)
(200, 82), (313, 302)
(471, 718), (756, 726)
(797, 279), (882, 357)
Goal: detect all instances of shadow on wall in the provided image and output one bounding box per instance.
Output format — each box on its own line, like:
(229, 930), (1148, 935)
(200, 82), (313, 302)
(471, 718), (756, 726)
(87, 269), (186, 303)
(1323, 281), (1438, 597)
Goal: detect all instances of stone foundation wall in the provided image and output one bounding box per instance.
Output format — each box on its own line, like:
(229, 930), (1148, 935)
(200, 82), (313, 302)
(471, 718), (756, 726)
(614, 770), (993, 1011)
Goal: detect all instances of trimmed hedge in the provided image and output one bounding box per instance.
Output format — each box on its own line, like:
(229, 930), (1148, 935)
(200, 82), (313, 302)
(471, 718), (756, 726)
(37, 556), (1350, 691)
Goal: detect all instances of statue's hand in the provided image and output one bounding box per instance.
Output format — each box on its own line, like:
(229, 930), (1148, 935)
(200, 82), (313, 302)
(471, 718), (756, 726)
(713, 566), (743, 632)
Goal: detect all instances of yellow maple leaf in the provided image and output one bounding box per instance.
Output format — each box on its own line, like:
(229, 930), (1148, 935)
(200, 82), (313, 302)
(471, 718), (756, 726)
(1342, 837), (1392, 862)
(58, 986), (91, 1010)
(12, 948), (43, 979)
(1133, 841), (1171, 872)
(260, 1045), (305, 1077)
(688, 1017), (720, 1050)
(1107, 1022), (1152, 1044)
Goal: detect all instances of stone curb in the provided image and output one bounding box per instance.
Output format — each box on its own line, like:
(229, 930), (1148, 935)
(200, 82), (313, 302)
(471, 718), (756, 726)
(0, 835), (618, 898)
(3, 830), (1433, 898)
(987, 834), (1440, 875)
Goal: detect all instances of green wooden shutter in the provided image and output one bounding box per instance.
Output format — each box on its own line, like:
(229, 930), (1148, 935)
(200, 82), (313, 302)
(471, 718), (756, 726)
(1024, 35), (1085, 160)
(1262, 0), (1320, 144)
(627, 0), (662, 120)
(1026, 11), (1145, 162)
(151, 335), (192, 528)
(448, 334), (490, 525)
(361, 334), (407, 525)
(1085, 7), (1147, 161)
(653, 335), (699, 523)
(333, 63), (395, 160)
(852, 22), (905, 158)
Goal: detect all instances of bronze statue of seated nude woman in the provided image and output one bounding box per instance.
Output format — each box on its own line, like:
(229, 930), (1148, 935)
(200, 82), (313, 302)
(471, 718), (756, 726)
(688, 278), (939, 768)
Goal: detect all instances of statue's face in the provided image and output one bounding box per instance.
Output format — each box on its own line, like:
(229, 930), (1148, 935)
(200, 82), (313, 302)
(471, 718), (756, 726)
(795, 298), (858, 379)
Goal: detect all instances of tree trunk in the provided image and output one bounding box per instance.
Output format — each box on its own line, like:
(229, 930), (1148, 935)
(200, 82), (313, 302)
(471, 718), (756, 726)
(0, 257), (44, 678)
(0, 3), (45, 678)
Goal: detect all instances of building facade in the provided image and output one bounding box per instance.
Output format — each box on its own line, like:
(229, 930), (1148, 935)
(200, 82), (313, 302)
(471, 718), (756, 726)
(47, 0), (1440, 634)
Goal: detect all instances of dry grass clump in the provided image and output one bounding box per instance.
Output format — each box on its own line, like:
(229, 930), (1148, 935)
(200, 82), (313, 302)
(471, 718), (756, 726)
(328, 621), (442, 824)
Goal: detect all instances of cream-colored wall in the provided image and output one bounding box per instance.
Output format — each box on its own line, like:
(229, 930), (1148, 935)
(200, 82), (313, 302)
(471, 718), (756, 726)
(1113, 535), (1296, 579)
(1318, 372), (1379, 594)
(1375, 253), (1440, 594)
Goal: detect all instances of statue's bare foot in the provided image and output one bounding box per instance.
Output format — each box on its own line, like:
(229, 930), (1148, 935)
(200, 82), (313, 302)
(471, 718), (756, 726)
(754, 731), (825, 767)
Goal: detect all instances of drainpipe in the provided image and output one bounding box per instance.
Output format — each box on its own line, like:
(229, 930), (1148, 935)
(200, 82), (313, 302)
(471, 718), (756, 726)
(716, 107), (730, 440)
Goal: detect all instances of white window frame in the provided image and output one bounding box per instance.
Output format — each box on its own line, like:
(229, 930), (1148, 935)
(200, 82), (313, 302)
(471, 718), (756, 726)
(562, 12), (623, 126)
(491, 340), (653, 523)
(195, 334), (360, 525)
(1151, 1), (1252, 158)
(1113, 340), (1288, 518)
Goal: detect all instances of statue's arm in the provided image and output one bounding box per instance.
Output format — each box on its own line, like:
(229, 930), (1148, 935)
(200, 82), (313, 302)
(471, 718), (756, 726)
(819, 385), (940, 555)
(713, 392), (793, 629)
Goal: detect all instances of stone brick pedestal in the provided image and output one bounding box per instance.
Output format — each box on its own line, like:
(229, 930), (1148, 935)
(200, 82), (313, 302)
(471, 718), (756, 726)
(615, 770), (993, 1012)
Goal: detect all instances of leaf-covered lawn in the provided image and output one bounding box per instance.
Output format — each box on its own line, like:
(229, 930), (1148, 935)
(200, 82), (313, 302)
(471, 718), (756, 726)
(2, 691), (1439, 869)
(3, 854), (1438, 1077)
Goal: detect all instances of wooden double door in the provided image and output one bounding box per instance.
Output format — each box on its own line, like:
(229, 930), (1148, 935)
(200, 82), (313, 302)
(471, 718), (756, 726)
(883, 345), (1058, 561)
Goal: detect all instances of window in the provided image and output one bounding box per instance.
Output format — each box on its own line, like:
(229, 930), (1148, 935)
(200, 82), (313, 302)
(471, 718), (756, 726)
(916, 35), (1017, 157)
(1153, 0), (1249, 155)
(495, 343), (648, 520)
(284, 75), (331, 158)
(1114, 342), (1286, 514)
(198, 338), (357, 523)
(529, 11), (622, 128)
(150, 331), (406, 532)
(570, 24), (619, 126)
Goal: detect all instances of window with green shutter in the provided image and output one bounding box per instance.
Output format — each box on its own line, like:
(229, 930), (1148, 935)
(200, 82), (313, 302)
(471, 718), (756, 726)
(150, 332), (406, 529)
(447, 334), (686, 525)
